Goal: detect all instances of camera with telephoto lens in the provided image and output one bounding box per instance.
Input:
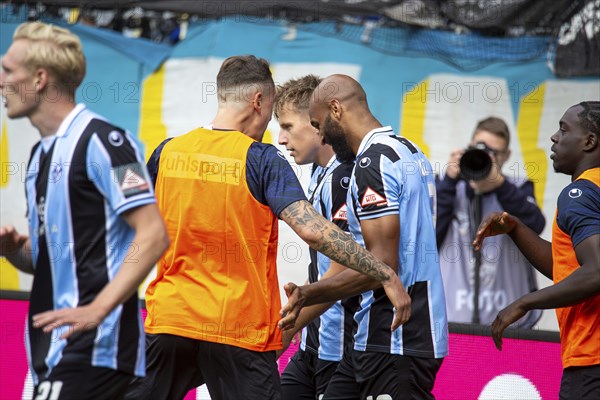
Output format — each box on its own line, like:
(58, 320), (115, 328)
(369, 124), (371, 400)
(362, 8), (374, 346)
(459, 142), (497, 181)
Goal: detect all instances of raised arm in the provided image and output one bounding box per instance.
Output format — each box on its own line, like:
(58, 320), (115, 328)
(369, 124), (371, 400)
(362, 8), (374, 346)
(491, 234), (600, 350)
(495, 179), (545, 234)
(473, 211), (553, 279)
(280, 200), (409, 331)
(281, 200), (393, 282)
(295, 214), (402, 302)
(436, 149), (463, 246)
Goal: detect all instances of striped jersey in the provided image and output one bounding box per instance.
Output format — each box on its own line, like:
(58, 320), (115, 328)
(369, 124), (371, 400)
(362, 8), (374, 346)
(552, 167), (600, 368)
(346, 126), (448, 359)
(24, 104), (155, 384)
(301, 156), (359, 361)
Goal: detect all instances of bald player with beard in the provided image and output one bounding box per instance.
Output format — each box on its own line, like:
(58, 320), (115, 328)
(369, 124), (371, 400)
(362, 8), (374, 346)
(282, 74), (448, 399)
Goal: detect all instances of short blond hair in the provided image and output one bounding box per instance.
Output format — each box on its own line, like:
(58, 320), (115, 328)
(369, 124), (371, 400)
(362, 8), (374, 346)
(274, 74), (322, 120)
(13, 22), (86, 93)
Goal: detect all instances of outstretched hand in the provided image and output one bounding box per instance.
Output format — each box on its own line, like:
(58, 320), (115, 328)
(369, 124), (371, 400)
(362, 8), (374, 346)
(278, 282), (305, 331)
(382, 273), (411, 331)
(32, 305), (106, 340)
(473, 211), (517, 251)
(491, 300), (527, 350)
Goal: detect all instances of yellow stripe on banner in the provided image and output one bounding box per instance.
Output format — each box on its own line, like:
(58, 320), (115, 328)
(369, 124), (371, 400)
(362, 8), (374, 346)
(516, 83), (547, 208)
(139, 65), (168, 161)
(0, 120), (9, 187)
(0, 258), (20, 290)
(400, 79), (430, 157)
(68, 8), (80, 24)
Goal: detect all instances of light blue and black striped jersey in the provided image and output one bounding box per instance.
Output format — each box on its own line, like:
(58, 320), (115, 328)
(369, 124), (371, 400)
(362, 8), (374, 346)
(306, 163), (325, 203)
(24, 104), (155, 384)
(300, 157), (359, 362)
(346, 126), (448, 359)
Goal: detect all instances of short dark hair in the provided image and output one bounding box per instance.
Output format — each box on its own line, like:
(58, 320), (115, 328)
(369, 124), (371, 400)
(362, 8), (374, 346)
(577, 101), (600, 136)
(216, 55), (273, 102)
(274, 74), (322, 120)
(473, 116), (510, 148)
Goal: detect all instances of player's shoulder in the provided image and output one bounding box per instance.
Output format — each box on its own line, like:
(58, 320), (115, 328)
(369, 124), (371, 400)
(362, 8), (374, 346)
(356, 138), (410, 182)
(248, 141), (288, 162)
(560, 178), (599, 199)
(362, 132), (421, 163)
(81, 116), (128, 147)
(332, 159), (355, 175)
(558, 178), (600, 211)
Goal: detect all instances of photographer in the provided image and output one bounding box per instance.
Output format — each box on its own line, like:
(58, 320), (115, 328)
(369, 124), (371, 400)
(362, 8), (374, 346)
(436, 117), (546, 327)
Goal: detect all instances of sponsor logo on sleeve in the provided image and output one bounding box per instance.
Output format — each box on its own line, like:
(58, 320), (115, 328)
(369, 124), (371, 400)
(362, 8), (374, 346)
(340, 176), (351, 189)
(113, 162), (150, 198)
(332, 203), (348, 221)
(108, 130), (124, 147)
(568, 188), (582, 198)
(361, 187), (387, 207)
(358, 157), (371, 168)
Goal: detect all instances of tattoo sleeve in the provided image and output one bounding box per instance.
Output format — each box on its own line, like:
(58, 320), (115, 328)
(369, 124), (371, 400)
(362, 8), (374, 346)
(280, 200), (392, 282)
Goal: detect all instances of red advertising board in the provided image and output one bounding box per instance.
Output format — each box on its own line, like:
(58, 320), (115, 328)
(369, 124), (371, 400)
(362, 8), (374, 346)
(0, 296), (561, 399)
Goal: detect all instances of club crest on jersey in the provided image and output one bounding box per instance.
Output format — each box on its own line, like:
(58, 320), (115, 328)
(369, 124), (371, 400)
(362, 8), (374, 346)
(332, 203), (348, 221)
(51, 164), (63, 182)
(113, 162), (150, 198)
(361, 187), (387, 207)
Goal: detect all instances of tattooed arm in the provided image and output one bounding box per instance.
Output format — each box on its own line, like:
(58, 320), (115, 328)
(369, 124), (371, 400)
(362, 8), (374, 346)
(279, 200), (410, 331)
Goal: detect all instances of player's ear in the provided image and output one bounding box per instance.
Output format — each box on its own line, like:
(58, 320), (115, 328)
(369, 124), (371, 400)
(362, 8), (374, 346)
(329, 99), (342, 120)
(584, 132), (598, 152)
(252, 91), (262, 111)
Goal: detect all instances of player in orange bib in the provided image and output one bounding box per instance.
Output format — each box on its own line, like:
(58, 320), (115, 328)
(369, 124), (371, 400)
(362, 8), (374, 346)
(474, 101), (600, 399)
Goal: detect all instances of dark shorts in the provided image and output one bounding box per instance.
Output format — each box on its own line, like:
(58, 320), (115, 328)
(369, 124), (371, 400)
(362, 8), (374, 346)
(321, 349), (360, 400)
(125, 333), (281, 400)
(323, 350), (443, 400)
(560, 364), (600, 400)
(32, 363), (132, 400)
(281, 349), (340, 400)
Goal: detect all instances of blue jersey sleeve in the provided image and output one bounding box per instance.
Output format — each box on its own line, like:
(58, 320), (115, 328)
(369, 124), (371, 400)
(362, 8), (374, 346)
(354, 147), (401, 220)
(557, 179), (600, 248)
(328, 161), (354, 231)
(86, 128), (155, 215)
(246, 142), (307, 216)
(146, 138), (174, 188)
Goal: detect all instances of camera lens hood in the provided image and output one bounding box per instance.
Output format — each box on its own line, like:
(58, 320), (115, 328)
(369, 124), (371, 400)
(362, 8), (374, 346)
(460, 147), (492, 181)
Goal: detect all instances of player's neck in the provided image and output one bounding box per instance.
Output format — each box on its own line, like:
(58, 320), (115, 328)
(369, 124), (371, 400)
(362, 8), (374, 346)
(30, 101), (76, 138)
(572, 159), (600, 181)
(211, 104), (253, 135)
(349, 114), (382, 154)
(316, 145), (335, 167)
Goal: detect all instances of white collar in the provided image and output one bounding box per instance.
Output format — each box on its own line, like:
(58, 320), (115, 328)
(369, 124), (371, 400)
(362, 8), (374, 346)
(40, 135), (56, 152)
(355, 126), (394, 157)
(323, 154), (337, 170)
(55, 103), (86, 138)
